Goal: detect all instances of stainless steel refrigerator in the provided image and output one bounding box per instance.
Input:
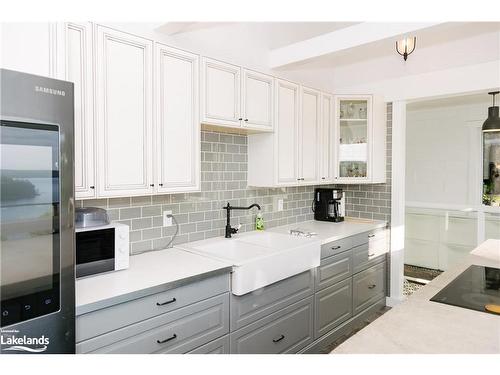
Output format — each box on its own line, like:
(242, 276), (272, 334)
(0, 69), (75, 353)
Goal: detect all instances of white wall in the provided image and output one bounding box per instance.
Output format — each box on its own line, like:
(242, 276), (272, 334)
(405, 97), (490, 207)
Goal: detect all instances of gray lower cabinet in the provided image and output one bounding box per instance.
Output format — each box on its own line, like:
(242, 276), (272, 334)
(77, 293), (229, 354)
(230, 297), (314, 354)
(77, 273), (229, 342)
(315, 251), (352, 291)
(314, 278), (352, 339)
(188, 335), (230, 354)
(230, 270), (314, 331)
(352, 243), (386, 274)
(353, 261), (387, 316)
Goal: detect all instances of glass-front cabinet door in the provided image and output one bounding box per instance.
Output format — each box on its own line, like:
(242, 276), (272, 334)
(335, 96), (372, 182)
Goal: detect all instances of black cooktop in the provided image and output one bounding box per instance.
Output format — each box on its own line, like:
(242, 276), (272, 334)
(430, 265), (500, 314)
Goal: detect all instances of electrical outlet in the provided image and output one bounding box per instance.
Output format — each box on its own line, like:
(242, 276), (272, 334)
(277, 198), (284, 212)
(163, 210), (172, 227)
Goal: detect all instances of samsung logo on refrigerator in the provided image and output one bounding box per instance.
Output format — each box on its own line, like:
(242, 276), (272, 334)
(35, 85), (66, 97)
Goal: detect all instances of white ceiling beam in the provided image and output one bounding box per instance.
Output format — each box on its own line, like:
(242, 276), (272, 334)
(269, 22), (444, 69)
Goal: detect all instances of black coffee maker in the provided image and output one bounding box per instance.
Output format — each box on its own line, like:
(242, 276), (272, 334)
(313, 188), (345, 222)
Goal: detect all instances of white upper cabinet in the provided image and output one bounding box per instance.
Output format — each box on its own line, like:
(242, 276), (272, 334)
(65, 22), (96, 199)
(334, 94), (386, 184)
(241, 69), (274, 131)
(299, 86), (320, 184)
(95, 25), (154, 197)
(1, 22), (63, 78)
(201, 57), (241, 128)
(319, 93), (335, 183)
(276, 79), (300, 185)
(154, 44), (200, 193)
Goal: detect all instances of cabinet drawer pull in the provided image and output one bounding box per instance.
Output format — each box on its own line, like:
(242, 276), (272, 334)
(272, 334), (285, 343)
(90, 185), (95, 189)
(238, 118), (243, 121)
(331, 245), (341, 250)
(159, 183), (163, 186)
(156, 297), (176, 306)
(368, 234), (376, 238)
(368, 284), (376, 289)
(150, 184), (155, 187)
(244, 118), (248, 122)
(368, 253), (375, 257)
(157, 334), (177, 344)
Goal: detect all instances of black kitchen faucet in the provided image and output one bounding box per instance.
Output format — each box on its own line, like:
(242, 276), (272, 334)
(222, 202), (261, 238)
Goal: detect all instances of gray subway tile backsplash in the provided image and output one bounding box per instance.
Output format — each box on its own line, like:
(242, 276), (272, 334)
(76, 104), (392, 255)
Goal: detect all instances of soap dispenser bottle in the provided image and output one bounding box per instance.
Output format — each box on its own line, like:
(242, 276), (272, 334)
(255, 212), (264, 231)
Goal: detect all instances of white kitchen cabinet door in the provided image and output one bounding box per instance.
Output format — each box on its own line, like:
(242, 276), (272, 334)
(201, 57), (241, 128)
(66, 22), (96, 199)
(275, 79), (299, 185)
(155, 44), (200, 193)
(319, 92), (335, 183)
(1, 22), (63, 78)
(299, 86), (320, 184)
(241, 69), (273, 131)
(95, 25), (153, 197)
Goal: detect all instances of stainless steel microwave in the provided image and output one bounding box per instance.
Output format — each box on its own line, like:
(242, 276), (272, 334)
(75, 223), (129, 278)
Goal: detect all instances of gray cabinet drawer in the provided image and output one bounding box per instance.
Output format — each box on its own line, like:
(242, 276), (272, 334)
(315, 251), (352, 291)
(230, 270), (314, 331)
(314, 278), (352, 339)
(230, 297), (314, 354)
(188, 335), (230, 354)
(321, 237), (353, 259)
(76, 273), (229, 342)
(352, 243), (386, 274)
(77, 293), (229, 354)
(353, 262), (386, 316)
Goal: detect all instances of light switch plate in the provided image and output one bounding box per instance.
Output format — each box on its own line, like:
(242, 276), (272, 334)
(163, 210), (173, 227)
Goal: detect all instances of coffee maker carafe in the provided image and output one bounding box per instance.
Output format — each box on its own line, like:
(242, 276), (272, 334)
(313, 188), (345, 222)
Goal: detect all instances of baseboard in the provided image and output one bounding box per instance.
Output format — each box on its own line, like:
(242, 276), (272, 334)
(385, 295), (405, 307)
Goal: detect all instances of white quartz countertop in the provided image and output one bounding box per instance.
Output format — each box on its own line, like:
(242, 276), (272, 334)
(269, 218), (387, 245)
(332, 239), (500, 354)
(76, 248), (232, 315)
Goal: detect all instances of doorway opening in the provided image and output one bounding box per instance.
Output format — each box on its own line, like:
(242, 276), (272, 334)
(403, 93), (500, 295)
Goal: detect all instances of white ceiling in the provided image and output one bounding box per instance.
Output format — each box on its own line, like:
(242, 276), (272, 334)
(157, 22), (357, 49)
(283, 22), (500, 70)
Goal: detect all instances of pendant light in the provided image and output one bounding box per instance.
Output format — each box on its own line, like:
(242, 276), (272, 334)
(482, 91), (500, 132)
(482, 91), (500, 206)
